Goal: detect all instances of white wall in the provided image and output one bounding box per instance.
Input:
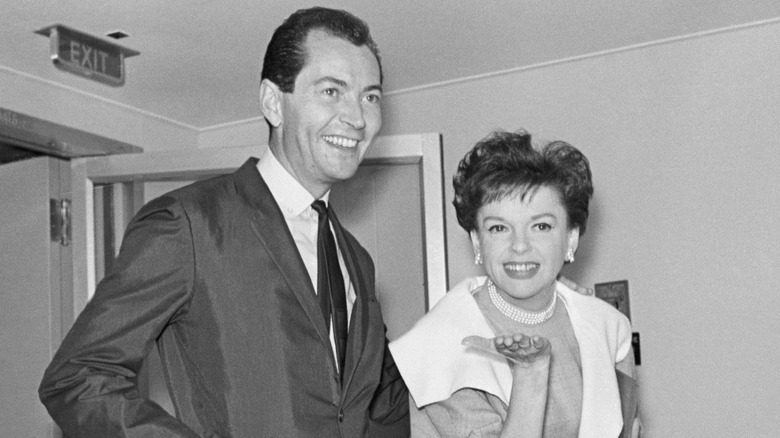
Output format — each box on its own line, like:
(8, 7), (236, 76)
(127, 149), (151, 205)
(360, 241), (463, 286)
(378, 21), (780, 438)
(1, 66), (270, 153)
(197, 117), (267, 150)
(0, 67), (198, 152)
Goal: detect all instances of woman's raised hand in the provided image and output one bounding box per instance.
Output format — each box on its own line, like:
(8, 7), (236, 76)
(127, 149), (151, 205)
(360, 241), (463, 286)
(462, 334), (551, 367)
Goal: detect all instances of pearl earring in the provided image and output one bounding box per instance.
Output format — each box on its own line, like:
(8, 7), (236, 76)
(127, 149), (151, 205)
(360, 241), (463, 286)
(566, 248), (575, 263)
(474, 252), (482, 265)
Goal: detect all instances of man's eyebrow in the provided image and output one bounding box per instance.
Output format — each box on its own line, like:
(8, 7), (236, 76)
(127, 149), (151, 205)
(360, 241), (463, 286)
(314, 76), (382, 94)
(315, 76), (348, 88)
(364, 84), (383, 94)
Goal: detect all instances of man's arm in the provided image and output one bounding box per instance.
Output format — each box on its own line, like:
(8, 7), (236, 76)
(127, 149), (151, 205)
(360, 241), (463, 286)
(558, 275), (594, 296)
(367, 332), (410, 436)
(39, 198), (199, 438)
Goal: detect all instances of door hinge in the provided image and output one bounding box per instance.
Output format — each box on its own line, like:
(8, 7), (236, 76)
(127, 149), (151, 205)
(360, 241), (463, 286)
(50, 198), (71, 246)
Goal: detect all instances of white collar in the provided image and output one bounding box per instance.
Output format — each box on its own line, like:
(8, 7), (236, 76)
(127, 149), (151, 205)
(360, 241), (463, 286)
(257, 149), (330, 217)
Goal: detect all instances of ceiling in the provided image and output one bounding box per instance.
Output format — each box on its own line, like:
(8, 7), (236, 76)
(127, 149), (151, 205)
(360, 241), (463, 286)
(3, 1), (780, 130)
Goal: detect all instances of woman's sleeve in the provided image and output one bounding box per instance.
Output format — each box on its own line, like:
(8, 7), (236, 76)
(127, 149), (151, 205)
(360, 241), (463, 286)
(616, 347), (642, 438)
(616, 345), (636, 378)
(411, 389), (506, 438)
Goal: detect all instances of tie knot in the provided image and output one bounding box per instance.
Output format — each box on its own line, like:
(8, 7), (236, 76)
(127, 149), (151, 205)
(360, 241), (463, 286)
(311, 200), (327, 216)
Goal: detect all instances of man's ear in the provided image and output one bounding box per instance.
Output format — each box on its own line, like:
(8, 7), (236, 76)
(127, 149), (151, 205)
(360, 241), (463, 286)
(259, 79), (283, 128)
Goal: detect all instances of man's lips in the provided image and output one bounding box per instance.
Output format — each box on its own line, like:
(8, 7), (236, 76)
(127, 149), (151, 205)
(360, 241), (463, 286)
(323, 135), (358, 148)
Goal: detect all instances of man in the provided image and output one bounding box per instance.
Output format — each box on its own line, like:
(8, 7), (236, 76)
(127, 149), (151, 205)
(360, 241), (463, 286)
(39, 7), (408, 437)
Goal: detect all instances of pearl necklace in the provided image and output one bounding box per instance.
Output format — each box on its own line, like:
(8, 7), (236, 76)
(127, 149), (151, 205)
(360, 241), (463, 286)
(487, 279), (557, 325)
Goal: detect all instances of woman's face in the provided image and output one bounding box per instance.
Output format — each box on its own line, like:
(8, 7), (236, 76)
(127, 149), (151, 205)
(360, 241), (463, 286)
(470, 185), (579, 310)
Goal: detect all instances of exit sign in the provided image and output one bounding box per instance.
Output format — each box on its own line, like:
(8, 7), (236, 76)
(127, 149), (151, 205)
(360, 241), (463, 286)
(36, 24), (139, 87)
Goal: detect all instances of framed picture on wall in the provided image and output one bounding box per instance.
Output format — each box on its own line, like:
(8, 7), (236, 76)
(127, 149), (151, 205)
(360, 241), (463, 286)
(594, 279), (631, 321)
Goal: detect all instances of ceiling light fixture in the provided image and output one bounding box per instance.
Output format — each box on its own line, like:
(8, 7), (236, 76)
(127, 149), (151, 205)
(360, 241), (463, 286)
(106, 30), (130, 40)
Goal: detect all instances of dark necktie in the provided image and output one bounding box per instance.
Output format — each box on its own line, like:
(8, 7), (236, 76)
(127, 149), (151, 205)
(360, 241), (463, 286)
(311, 200), (348, 376)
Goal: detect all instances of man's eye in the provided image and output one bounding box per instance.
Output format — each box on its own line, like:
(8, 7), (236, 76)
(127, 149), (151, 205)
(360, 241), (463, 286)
(364, 94), (381, 104)
(323, 88), (339, 96)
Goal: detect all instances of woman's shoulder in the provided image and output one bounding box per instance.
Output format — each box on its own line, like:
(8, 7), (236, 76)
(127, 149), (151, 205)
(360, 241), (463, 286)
(557, 282), (631, 328)
(447, 276), (486, 296)
(419, 276), (485, 314)
(392, 276), (493, 350)
(558, 281), (633, 364)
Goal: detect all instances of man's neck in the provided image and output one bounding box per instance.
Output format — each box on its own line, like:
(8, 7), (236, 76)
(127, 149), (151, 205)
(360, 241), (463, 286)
(267, 144), (330, 199)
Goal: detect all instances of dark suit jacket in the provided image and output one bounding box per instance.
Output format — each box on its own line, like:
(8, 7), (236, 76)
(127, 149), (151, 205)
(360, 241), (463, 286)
(39, 158), (409, 437)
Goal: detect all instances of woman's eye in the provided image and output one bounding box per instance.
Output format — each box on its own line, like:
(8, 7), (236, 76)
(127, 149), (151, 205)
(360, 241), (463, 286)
(534, 223), (552, 231)
(488, 225), (506, 233)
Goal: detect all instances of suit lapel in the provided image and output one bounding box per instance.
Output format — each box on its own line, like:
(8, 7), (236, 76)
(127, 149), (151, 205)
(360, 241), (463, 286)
(233, 159), (330, 346)
(329, 208), (371, 391)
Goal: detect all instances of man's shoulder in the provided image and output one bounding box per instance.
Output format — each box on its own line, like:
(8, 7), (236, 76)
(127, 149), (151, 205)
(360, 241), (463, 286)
(146, 174), (232, 208)
(155, 160), (261, 205)
(132, 168), (255, 228)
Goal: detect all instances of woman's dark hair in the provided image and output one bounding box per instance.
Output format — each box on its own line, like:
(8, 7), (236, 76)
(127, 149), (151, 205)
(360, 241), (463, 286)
(261, 6), (382, 93)
(452, 129), (593, 235)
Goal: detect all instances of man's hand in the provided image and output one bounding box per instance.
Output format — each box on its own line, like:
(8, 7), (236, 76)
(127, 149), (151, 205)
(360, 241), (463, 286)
(558, 275), (593, 296)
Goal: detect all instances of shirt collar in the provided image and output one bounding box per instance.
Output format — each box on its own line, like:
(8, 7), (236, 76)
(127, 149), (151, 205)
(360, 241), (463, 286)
(257, 148), (330, 218)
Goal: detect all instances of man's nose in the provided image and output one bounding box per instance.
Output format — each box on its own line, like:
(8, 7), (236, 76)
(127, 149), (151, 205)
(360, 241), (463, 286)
(339, 96), (366, 129)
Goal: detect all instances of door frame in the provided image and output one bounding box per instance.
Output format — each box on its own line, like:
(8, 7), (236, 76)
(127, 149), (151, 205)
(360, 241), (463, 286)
(69, 132), (448, 325)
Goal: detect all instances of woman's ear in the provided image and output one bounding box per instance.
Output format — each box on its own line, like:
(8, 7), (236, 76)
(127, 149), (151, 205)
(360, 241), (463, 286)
(259, 79), (283, 128)
(567, 228), (580, 258)
(469, 230), (479, 251)
(470, 230), (481, 264)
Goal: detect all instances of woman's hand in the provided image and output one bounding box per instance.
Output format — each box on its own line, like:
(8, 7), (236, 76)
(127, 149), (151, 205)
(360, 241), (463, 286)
(463, 334), (551, 438)
(462, 334), (551, 367)
(495, 334), (551, 367)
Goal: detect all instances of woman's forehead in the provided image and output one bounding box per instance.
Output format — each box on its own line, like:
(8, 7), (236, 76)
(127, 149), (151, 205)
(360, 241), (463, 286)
(483, 183), (563, 207)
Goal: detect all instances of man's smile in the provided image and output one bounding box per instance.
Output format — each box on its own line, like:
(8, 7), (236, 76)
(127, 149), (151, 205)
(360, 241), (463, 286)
(323, 135), (358, 148)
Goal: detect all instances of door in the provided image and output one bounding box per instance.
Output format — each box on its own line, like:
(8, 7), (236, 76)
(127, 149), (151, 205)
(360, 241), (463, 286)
(0, 157), (69, 437)
(69, 132), (448, 412)
(331, 161), (425, 340)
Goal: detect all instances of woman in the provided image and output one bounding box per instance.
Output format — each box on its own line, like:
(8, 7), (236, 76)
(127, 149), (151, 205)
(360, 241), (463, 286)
(389, 130), (639, 437)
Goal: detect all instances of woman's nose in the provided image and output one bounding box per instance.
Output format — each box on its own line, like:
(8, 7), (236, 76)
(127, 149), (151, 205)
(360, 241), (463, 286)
(511, 231), (531, 253)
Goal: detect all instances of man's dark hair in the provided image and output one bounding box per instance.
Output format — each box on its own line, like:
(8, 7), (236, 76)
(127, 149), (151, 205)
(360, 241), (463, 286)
(261, 6), (382, 93)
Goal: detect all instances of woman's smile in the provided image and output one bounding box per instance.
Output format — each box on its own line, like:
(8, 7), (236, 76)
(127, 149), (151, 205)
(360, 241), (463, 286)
(503, 262), (540, 279)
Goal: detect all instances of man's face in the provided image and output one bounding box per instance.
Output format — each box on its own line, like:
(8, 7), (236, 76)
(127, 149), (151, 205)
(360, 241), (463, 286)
(275, 30), (382, 197)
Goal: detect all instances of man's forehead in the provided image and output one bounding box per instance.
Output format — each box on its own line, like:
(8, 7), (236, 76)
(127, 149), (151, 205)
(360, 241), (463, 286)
(298, 32), (381, 89)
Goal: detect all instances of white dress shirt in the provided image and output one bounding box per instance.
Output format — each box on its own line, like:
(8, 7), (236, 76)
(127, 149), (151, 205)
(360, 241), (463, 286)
(256, 149), (356, 368)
